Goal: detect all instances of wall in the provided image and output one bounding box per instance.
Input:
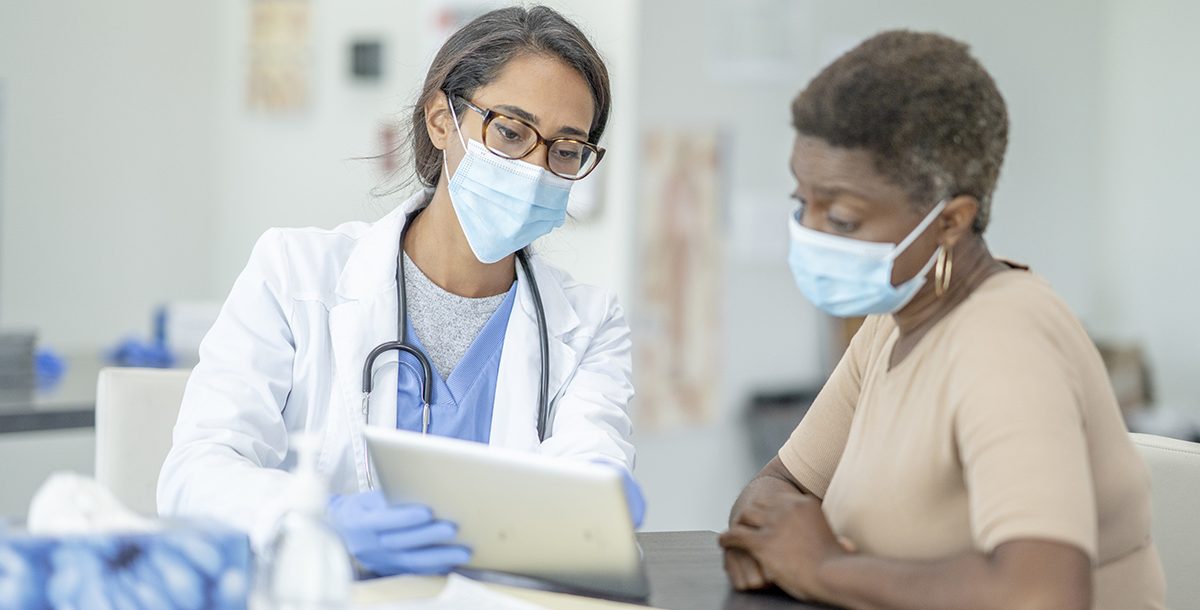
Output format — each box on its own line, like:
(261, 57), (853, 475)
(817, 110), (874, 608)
(0, 0), (220, 350)
(1098, 0), (1200, 414)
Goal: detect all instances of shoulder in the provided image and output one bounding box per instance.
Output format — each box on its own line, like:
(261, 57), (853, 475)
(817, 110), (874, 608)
(268, 218), (372, 266)
(845, 314), (897, 364)
(859, 314), (897, 345)
(951, 269), (1080, 333)
(247, 218), (377, 301)
(942, 268), (1093, 366)
(531, 256), (626, 330)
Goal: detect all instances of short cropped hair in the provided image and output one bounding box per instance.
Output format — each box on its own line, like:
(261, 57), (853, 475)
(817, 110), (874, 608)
(791, 30), (1008, 232)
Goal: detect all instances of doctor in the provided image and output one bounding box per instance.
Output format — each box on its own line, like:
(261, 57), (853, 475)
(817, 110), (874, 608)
(158, 5), (643, 576)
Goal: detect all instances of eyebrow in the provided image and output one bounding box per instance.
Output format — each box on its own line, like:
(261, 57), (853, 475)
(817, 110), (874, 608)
(495, 104), (590, 139)
(812, 183), (898, 215)
(793, 175), (874, 204)
(813, 184), (866, 200)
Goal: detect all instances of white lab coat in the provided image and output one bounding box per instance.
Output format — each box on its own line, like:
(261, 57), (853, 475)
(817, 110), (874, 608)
(157, 192), (635, 545)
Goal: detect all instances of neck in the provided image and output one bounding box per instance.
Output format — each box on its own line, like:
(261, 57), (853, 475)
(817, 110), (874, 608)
(892, 235), (1002, 337)
(403, 185), (516, 298)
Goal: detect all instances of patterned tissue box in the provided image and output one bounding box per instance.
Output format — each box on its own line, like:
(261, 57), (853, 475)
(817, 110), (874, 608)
(0, 522), (252, 610)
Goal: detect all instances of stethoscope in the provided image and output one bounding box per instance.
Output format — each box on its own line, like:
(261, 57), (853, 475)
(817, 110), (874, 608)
(360, 211), (552, 487)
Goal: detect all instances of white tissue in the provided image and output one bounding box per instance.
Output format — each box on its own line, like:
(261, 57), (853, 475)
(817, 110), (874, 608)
(26, 472), (160, 535)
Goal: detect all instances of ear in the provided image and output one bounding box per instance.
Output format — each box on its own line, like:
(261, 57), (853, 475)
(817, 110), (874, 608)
(424, 94), (454, 152)
(938, 195), (980, 249)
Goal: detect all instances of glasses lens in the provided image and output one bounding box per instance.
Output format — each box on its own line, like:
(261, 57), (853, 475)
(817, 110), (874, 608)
(548, 140), (599, 179)
(484, 115), (536, 159)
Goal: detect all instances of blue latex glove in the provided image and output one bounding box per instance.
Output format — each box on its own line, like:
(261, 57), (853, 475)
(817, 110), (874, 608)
(328, 491), (470, 577)
(34, 348), (66, 392)
(105, 337), (175, 368)
(593, 460), (646, 529)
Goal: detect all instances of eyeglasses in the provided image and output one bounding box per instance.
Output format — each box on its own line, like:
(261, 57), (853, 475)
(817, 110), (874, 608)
(452, 94), (605, 180)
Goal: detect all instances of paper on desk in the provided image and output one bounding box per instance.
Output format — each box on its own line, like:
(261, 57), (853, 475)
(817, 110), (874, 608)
(358, 574), (549, 610)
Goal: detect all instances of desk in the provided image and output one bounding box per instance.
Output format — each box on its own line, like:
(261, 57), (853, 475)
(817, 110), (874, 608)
(356, 532), (837, 609)
(0, 354), (104, 517)
(0, 354), (104, 433)
(640, 531), (834, 610)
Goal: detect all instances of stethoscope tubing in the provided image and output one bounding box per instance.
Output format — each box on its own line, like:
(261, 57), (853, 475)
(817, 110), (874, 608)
(359, 210), (551, 489)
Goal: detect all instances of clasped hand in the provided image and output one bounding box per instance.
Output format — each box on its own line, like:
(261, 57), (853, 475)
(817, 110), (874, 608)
(720, 489), (850, 602)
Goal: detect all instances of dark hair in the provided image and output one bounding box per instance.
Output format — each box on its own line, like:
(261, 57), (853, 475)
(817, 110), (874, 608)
(791, 30), (1008, 233)
(407, 5), (611, 189)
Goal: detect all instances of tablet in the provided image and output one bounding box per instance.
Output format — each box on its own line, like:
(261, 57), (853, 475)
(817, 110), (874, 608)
(363, 427), (649, 600)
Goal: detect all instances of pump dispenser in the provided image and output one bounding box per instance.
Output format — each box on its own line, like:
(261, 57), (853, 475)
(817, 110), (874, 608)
(256, 434), (354, 610)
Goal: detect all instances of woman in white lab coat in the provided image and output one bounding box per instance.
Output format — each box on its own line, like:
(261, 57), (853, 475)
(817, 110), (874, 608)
(158, 6), (641, 576)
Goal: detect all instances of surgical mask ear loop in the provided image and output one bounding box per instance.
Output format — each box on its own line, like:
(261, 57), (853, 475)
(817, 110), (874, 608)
(881, 199), (946, 295)
(441, 92), (470, 180)
(886, 199), (949, 262)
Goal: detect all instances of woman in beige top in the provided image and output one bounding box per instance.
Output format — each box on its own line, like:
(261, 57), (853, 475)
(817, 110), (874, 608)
(719, 31), (1166, 610)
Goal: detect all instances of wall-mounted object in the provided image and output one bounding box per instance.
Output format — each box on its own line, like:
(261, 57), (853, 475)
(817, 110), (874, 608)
(350, 39), (384, 81)
(246, 0), (312, 112)
(633, 130), (728, 428)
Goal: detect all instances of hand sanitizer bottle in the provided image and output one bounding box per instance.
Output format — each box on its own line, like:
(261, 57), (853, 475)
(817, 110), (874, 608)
(256, 434), (354, 610)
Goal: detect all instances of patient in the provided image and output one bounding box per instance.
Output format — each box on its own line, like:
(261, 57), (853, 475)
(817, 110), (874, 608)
(721, 30), (1165, 610)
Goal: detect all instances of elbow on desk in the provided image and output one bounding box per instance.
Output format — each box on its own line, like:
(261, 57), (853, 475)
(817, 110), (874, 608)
(999, 584), (1091, 610)
(988, 562), (1092, 610)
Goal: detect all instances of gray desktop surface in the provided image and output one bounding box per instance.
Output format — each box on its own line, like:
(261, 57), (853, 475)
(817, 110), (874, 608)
(0, 353), (102, 433)
(639, 531), (836, 610)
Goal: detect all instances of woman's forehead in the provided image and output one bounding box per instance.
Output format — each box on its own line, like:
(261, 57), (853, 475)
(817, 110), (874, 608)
(472, 54), (595, 138)
(791, 136), (913, 207)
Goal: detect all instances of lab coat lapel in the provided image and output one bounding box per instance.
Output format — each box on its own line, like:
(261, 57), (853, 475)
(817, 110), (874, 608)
(330, 295), (399, 429)
(329, 191), (429, 487)
(490, 257), (581, 450)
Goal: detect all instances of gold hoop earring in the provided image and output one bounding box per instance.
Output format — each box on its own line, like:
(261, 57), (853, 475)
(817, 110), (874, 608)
(935, 246), (954, 297)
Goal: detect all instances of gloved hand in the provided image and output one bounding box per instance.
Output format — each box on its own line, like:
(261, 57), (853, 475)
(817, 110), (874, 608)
(327, 491), (470, 577)
(593, 460), (646, 529)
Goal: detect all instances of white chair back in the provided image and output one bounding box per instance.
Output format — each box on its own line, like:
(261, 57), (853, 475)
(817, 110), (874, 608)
(94, 367), (190, 515)
(1131, 432), (1200, 609)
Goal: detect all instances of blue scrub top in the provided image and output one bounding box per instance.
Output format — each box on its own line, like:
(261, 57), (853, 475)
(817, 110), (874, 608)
(395, 282), (517, 444)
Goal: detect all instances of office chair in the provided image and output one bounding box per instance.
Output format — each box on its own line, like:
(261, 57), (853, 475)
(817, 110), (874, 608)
(94, 367), (191, 515)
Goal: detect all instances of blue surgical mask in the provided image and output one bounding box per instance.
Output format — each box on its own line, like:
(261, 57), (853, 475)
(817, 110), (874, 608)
(787, 200), (946, 317)
(443, 98), (573, 264)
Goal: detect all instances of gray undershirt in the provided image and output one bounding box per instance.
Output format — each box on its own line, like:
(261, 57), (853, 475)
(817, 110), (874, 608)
(402, 253), (510, 379)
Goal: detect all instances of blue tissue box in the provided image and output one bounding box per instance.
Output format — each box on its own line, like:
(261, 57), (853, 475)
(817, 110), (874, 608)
(0, 523), (251, 609)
